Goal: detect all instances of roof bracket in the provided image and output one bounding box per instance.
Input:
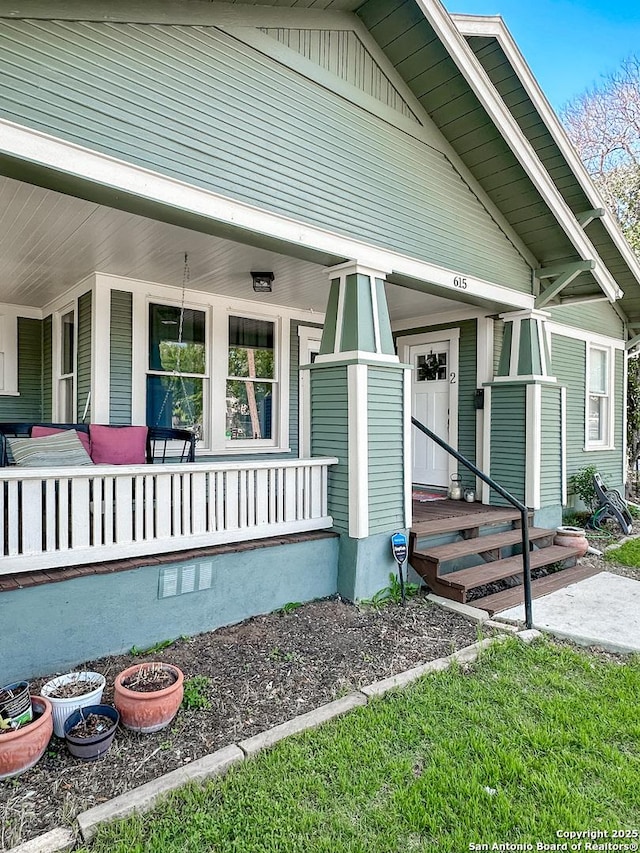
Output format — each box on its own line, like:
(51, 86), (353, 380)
(535, 260), (595, 308)
(626, 333), (640, 352)
(577, 208), (606, 228)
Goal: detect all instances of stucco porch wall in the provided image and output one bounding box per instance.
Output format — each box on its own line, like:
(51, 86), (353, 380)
(2, 533), (339, 683)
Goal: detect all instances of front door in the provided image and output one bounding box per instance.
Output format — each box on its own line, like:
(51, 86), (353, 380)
(409, 338), (457, 487)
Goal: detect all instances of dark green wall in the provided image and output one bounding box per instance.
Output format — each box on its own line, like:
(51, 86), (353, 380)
(42, 315), (52, 421)
(0, 317), (44, 421)
(110, 290), (133, 425)
(76, 291), (92, 422)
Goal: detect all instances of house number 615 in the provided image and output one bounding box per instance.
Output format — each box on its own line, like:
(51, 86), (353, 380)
(453, 275), (468, 289)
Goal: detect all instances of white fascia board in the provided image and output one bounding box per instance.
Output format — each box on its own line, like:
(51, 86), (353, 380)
(546, 322), (625, 350)
(453, 13), (640, 294)
(0, 118), (533, 314)
(420, 1), (621, 303)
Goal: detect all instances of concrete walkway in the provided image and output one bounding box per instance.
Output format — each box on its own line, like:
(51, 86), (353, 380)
(498, 571), (640, 653)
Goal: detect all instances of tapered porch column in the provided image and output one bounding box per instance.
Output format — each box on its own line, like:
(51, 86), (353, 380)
(485, 310), (564, 527)
(306, 262), (411, 601)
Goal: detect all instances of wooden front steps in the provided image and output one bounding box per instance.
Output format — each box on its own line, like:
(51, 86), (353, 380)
(473, 563), (602, 616)
(409, 503), (583, 610)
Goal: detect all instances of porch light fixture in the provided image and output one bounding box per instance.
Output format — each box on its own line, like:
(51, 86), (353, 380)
(251, 271), (274, 293)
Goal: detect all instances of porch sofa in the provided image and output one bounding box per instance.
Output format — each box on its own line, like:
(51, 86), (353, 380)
(0, 423), (196, 467)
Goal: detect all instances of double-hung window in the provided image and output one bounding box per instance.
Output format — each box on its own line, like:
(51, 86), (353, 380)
(226, 315), (276, 443)
(59, 309), (75, 422)
(146, 303), (207, 440)
(586, 345), (611, 448)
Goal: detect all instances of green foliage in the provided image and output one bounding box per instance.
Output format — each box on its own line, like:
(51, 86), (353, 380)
(569, 465), (599, 511)
(129, 638), (175, 656)
(361, 573), (420, 608)
(277, 602), (302, 616)
(181, 676), (212, 711)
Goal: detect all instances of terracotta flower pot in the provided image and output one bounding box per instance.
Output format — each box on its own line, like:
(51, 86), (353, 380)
(0, 696), (53, 780)
(114, 663), (184, 733)
(554, 525), (589, 557)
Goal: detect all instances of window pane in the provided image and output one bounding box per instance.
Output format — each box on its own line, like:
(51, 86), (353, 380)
(588, 395), (604, 442)
(416, 352), (447, 382)
(228, 316), (274, 379)
(589, 349), (607, 394)
(61, 312), (74, 376)
(226, 380), (273, 440)
(147, 375), (203, 438)
(149, 304), (205, 374)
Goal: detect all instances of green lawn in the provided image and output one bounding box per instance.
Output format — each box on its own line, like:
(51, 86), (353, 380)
(606, 537), (640, 567)
(80, 640), (640, 853)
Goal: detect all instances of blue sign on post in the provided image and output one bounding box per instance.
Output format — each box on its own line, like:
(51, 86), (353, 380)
(391, 532), (408, 605)
(391, 531), (408, 566)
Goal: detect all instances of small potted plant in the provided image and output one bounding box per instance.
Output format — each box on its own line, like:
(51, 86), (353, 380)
(41, 671), (106, 738)
(114, 662), (184, 733)
(0, 681), (32, 728)
(0, 696), (53, 780)
(64, 704), (119, 761)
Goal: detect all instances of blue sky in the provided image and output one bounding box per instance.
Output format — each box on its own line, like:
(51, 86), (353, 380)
(445, 0), (640, 110)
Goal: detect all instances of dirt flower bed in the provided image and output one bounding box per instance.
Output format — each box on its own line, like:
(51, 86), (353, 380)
(0, 595), (479, 850)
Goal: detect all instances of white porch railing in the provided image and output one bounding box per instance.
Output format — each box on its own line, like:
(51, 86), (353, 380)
(0, 457), (338, 575)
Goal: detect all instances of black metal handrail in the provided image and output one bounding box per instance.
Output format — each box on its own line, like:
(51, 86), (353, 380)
(412, 416), (532, 629)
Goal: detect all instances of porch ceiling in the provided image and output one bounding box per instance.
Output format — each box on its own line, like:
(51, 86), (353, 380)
(0, 175), (458, 322)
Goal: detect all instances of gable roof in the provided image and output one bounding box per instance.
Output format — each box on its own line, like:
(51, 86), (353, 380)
(453, 13), (640, 327)
(0, 0), (638, 327)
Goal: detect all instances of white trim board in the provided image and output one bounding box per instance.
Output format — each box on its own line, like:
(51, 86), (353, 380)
(348, 363), (369, 538)
(0, 119), (535, 314)
(547, 322), (625, 350)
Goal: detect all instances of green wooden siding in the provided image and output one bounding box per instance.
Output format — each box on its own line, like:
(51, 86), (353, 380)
(551, 334), (625, 494)
(540, 385), (562, 507)
(0, 20), (531, 293)
(493, 319), (504, 375)
(396, 319), (477, 489)
(310, 366), (349, 532)
(76, 291), (92, 423)
(109, 290), (133, 425)
(548, 302), (625, 338)
(41, 314), (52, 421)
(490, 385), (526, 505)
(259, 27), (418, 121)
(368, 367), (405, 534)
(0, 318), (43, 421)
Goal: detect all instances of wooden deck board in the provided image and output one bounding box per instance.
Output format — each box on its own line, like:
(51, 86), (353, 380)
(473, 563), (603, 615)
(412, 527), (555, 565)
(411, 506), (522, 538)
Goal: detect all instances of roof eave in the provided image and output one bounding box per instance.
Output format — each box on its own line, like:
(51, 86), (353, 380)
(453, 12), (640, 298)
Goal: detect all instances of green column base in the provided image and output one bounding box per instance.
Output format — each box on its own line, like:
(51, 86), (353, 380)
(337, 530), (410, 602)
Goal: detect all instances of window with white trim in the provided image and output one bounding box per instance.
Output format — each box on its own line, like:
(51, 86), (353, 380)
(226, 315), (276, 443)
(586, 345), (611, 447)
(59, 309), (75, 422)
(146, 303), (207, 440)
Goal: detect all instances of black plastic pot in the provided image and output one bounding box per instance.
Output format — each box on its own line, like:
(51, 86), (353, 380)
(63, 705), (119, 761)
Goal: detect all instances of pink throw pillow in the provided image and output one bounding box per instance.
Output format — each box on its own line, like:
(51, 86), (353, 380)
(32, 425), (91, 456)
(89, 424), (148, 465)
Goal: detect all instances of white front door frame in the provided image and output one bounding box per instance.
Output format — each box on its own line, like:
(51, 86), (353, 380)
(398, 328), (460, 486)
